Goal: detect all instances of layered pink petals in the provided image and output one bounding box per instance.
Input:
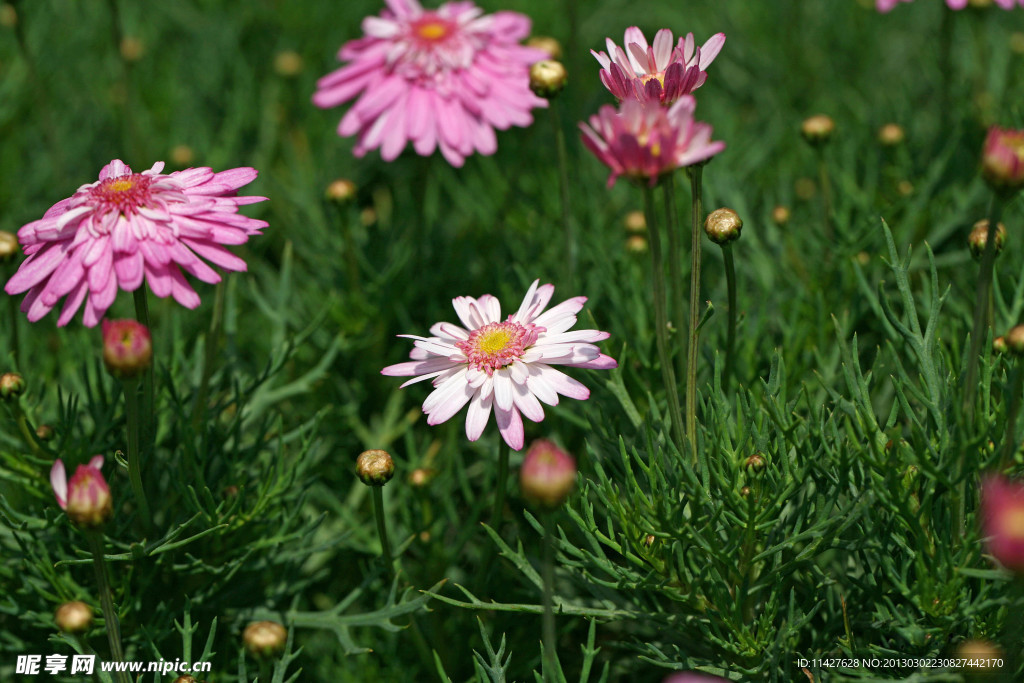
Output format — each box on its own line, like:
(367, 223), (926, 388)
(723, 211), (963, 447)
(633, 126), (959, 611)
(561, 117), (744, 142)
(382, 280), (617, 450)
(580, 97), (726, 187)
(313, 0), (548, 167)
(4, 160), (267, 326)
(980, 475), (1024, 572)
(592, 27), (725, 105)
(877, 0), (1021, 10)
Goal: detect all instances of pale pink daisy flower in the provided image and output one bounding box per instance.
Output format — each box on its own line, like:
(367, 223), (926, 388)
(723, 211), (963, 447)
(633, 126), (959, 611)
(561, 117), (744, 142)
(312, 0), (548, 167)
(580, 96), (726, 188)
(381, 280), (617, 450)
(4, 159), (267, 327)
(592, 27), (725, 105)
(878, 0), (1022, 10)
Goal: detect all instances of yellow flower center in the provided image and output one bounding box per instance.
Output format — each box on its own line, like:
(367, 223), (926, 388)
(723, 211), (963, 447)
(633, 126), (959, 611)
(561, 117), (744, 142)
(107, 178), (135, 193)
(640, 72), (666, 88)
(477, 328), (512, 355)
(417, 21), (449, 41)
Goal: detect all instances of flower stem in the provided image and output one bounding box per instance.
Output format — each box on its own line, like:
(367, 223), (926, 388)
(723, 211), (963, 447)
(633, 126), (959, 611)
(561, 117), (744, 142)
(371, 485), (395, 578)
(541, 513), (557, 683)
(642, 185), (685, 454)
(6, 281), (18, 366)
(551, 102), (575, 289)
(132, 288), (155, 462)
(191, 281), (225, 434)
(121, 377), (151, 531)
(816, 149), (833, 243)
(663, 174), (687, 398)
(722, 243), (738, 393)
(491, 439), (510, 525)
(686, 166), (705, 465)
(1002, 362), (1023, 471)
(86, 532), (131, 683)
(963, 196), (1005, 422)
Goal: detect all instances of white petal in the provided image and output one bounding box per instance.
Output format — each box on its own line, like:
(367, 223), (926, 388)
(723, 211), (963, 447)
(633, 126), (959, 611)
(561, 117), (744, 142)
(513, 381), (545, 422)
(465, 391), (493, 441)
(492, 368), (514, 411)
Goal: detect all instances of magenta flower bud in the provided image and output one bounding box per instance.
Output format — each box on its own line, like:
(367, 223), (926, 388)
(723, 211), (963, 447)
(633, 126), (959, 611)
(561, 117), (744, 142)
(663, 673), (730, 683)
(981, 126), (1024, 194)
(102, 319), (152, 379)
(50, 456), (112, 529)
(519, 439), (576, 508)
(980, 475), (1024, 572)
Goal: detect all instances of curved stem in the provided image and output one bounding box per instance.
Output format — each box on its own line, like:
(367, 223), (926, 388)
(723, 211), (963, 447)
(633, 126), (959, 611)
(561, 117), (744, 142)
(723, 243), (737, 393)
(122, 377), (151, 531)
(541, 513), (557, 683)
(86, 532), (131, 683)
(371, 486), (395, 577)
(663, 175), (686, 397)
(963, 196), (1005, 422)
(491, 440), (510, 525)
(686, 166), (704, 464)
(817, 150), (833, 243)
(643, 185), (685, 454)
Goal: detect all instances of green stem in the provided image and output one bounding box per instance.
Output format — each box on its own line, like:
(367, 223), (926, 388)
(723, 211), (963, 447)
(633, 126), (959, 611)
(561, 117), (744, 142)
(492, 440), (510, 525)
(191, 281), (225, 434)
(14, 408), (45, 458)
(1002, 363), (1022, 471)
(86, 532), (131, 683)
(551, 102), (575, 289)
(817, 150), (833, 244)
(122, 377), (151, 531)
(371, 486), (395, 577)
(963, 197), (1005, 422)
(132, 288), (155, 460)
(685, 166), (704, 465)
(541, 513), (557, 683)
(7, 281), (18, 366)
(663, 175), (686, 398)
(722, 244), (738, 392)
(642, 185), (686, 454)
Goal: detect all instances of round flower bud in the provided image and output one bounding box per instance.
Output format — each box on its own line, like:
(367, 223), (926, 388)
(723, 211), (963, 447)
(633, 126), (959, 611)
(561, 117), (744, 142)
(55, 601), (93, 634)
(625, 234), (648, 253)
(36, 424), (55, 441)
(273, 50), (303, 77)
(173, 677), (199, 683)
(170, 144), (195, 167)
(408, 468), (435, 488)
(642, 533), (656, 548)
(526, 35), (562, 60)
(968, 219), (1007, 261)
(993, 336), (1008, 355)
(0, 372), (25, 400)
(771, 205), (790, 226)
(102, 319), (152, 379)
(704, 207), (743, 245)
(356, 449), (394, 486)
(119, 37), (144, 62)
(0, 230), (18, 262)
(981, 474), (1024, 572)
(1005, 325), (1024, 356)
(0, 4), (17, 29)
(519, 439), (576, 508)
(624, 210), (646, 233)
(740, 485), (752, 498)
(981, 126), (1024, 194)
(528, 60), (568, 99)
(51, 457), (113, 529)
(801, 114), (835, 146)
(325, 178), (357, 204)
(243, 620), (287, 659)
(897, 179), (914, 197)
(744, 453), (766, 475)
(794, 177), (817, 201)
(878, 123), (905, 147)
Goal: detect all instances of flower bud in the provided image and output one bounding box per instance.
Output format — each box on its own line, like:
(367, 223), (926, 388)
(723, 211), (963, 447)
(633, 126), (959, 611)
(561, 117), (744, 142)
(408, 467), (435, 488)
(624, 210), (646, 233)
(119, 37), (144, 62)
(740, 485), (752, 498)
(0, 372), (25, 400)
(625, 235), (647, 253)
(325, 178), (357, 204)
(101, 319), (152, 379)
(704, 207), (743, 245)
(356, 449), (394, 486)
(0, 4), (16, 29)
(744, 453), (766, 475)
(993, 336), (1008, 354)
(0, 230), (18, 262)
(173, 677), (200, 683)
(526, 35), (562, 60)
(981, 126), (1024, 194)
(968, 219), (1007, 261)
(51, 456), (112, 529)
(1005, 325), (1024, 356)
(878, 123), (905, 147)
(770, 206), (790, 226)
(980, 475), (1024, 572)
(529, 60), (568, 99)
(35, 424), (55, 441)
(801, 114), (835, 146)
(55, 601), (93, 634)
(170, 145), (195, 167)
(243, 620), (287, 658)
(519, 439), (576, 508)
(273, 50), (303, 77)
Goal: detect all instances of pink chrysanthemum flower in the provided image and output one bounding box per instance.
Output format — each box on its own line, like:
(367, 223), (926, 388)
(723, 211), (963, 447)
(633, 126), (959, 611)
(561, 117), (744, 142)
(580, 96), (726, 188)
(981, 126), (1024, 193)
(877, 0), (1022, 11)
(381, 280), (617, 450)
(4, 160), (267, 327)
(51, 456), (112, 528)
(312, 0), (548, 167)
(980, 475), (1024, 572)
(592, 27), (725, 105)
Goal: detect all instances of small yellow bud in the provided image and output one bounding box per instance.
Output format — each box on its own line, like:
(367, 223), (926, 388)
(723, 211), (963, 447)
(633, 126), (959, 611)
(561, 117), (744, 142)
(968, 219), (1007, 261)
(878, 123), (905, 147)
(704, 207), (743, 245)
(120, 37), (144, 62)
(801, 114), (835, 146)
(1005, 325), (1024, 355)
(170, 145), (195, 167)
(55, 601), (93, 634)
(274, 50), (304, 77)
(771, 206), (790, 226)
(625, 235), (647, 253)
(624, 210), (646, 233)
(528, 60), (567, 99)
(993, 336), (1008, 355)
(243, 620), (287, 659)
(356, 449), (395, 486)
(35, 424), (55, 441)
(526, 36), (562, 60)
(0, 230), (18, 262)
(326, 179), (357, 204)
(0, 4), (16, 29)
(744, 453), (766, 474)
(1, 372), (25, 400)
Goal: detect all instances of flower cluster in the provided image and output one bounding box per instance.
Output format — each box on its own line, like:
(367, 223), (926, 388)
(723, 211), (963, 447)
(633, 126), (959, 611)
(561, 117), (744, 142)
(877, 0), (1023, 10)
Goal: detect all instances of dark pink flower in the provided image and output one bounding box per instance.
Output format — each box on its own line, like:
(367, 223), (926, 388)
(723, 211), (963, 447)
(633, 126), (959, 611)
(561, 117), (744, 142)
(980, 475), (1024, 572)
(312, 0), (547, 167)
(51, 456), (112, 528)
(580, 97), (725, 188)
(520, 439), (576, 507)
(981, 126), (1024, 193)
(592, 27), (725, 105)
(878, 0), (1023, 10)
(101, 319), (152, 378)
(4, 160), (266, 327)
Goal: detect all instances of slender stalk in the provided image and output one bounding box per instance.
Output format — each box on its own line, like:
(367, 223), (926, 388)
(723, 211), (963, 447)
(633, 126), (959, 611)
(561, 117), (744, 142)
(541, 513), (557, 683)
(1002, 363), (1022, 470)
(491, 440), (510, 524)
(14, 406), (45, 457)
(722, 244), (738, 392)
(191, 281), (225, 434)
(371, 486), (394, 577)
(132, 288), (155, 458)
(642, 185), (685, 453)
(6, 282), (18, 366)
(816, 149), (833, 243)
(685, 166), (705, 464)
(86, 532), (131, 683)
(121, 377), (151, 531)
(963, 197), (1005, 421)
(551, 103), (576, 288)
(663, 175), (686, 394)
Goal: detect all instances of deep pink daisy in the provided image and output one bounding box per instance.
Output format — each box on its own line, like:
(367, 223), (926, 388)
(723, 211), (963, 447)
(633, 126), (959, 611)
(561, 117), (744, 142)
(592, 27), (725, 105)
(381, 280), (617, 450)
(980, 475), (1024, 573)
(312, 0), (548, 167)
(877, 0), (1022, 11)
(4, 160), (267, 327)
(580, 96), (726, 188)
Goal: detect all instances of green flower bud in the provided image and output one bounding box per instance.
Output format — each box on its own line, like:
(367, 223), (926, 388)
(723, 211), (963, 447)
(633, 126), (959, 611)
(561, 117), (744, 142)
(356, 449), (395, 486)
